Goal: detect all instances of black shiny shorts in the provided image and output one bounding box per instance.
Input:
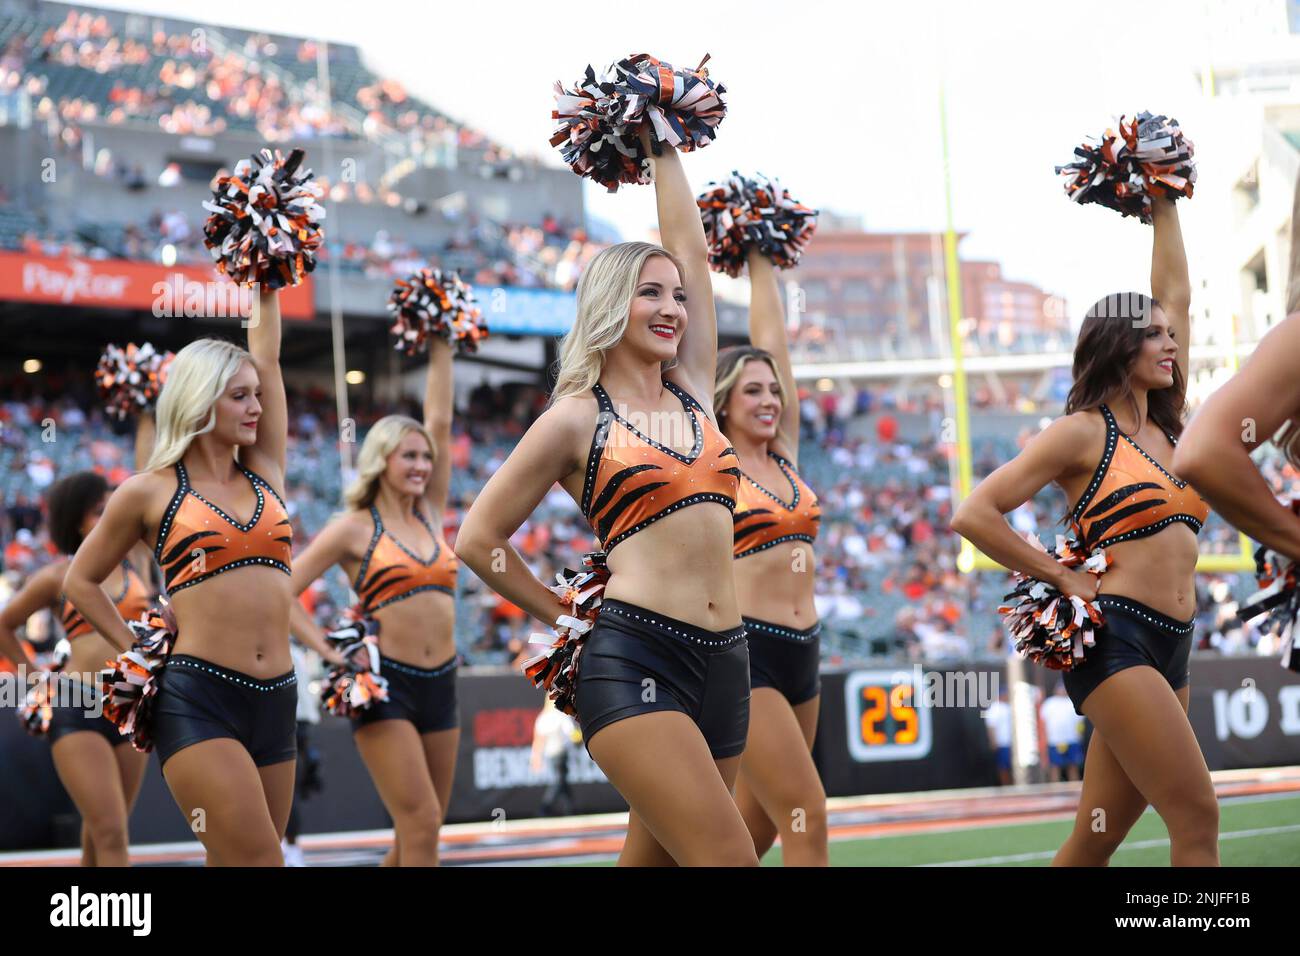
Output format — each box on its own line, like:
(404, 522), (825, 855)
(574, 599), (750, 759)
(47, 674), (127, 748)
(152, 654), (298, 768)
(1062, 596), (1194, 716)
(743, 617), (822, 706)
(351, 654), (460, 734)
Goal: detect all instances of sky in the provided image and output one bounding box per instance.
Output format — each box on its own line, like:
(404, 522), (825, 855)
(81, 0), (1281, 324)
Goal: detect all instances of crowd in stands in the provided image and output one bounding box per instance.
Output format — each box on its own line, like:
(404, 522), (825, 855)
(1, 7), (515, 158)
(1, 373), (1289, 667)
(7, 207), (605, 293)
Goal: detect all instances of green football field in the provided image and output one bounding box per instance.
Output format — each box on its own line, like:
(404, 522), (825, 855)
(769, 793), (1300, 867)
(567, 793), (1300, 866)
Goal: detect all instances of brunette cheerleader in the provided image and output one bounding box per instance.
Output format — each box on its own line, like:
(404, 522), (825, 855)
(714, 250), (827, 865)
(287, 338), (460, 867)
(952, 195), (1218, 866)
(457, 129), (758, 865)
(64, 289), (333, 866)
(1, 417), (157, 866)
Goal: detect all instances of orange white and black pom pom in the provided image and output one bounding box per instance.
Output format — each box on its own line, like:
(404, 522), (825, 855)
(1056, 112), (1196, 224)
(523, 551), (609, 717)
(551, 53), (727, 192)
(16, 638), (71, 736)
(319, 607), (390, 716)
(202, 147), (325, 288)
(101, 603), (177, 753)
(1238, 500), (1300, 673)
(388, 268), (487, 356)
(999, 533), (1110, 671)
(698, 172), (818, 277)
(95, 343), (174, 421)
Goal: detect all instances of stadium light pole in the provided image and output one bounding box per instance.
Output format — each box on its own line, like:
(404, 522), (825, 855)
(316, 40), (354, 479)
(940, 70), (1035, 787)
(938, 80), (976, 577)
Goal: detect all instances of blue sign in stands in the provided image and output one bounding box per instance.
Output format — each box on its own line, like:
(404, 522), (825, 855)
(475, 286), (576, 337)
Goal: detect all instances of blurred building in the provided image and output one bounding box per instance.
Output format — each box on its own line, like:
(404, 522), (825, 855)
(1195, 0), (1300, 340)
(787, 228), (1066, 360)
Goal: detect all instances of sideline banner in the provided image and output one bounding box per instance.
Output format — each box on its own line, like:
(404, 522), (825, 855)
(0, 251), (315, 319)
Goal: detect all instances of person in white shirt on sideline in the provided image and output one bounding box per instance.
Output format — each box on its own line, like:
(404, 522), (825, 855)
(282, 638), (323, 867)
(530, 695), (579, 818)
(982, 688), (1013, 786)
(1041, 682), (1085, 783)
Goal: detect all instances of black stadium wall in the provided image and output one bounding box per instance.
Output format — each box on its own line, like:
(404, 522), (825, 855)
(2, 657), (1299, 850)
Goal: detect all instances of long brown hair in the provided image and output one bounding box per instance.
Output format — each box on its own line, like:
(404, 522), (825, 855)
(1064, 292), (1185, 440)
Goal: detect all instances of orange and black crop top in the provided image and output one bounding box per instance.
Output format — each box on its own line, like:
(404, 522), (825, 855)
(733, 452), (821, 559)
(353, 505), (459, 613)
(581, 380), (741, 554)
(154, 461), (293, 595)
(61, 559), (153, 639)
(1070, 404), (1209, 551)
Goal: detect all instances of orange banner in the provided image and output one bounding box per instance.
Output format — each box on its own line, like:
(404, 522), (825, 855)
(0, 251), (315, 319)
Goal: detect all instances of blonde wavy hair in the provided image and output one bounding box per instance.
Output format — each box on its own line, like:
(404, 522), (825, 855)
(550, 241), (684, 403)
(145, 338), (253, 471)
(714, 345), (791, 448)
(342, 415), (436, 512)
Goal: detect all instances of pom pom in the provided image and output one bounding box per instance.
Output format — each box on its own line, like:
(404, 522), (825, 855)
(95, 342), (174, 421)
(1056, 112), (1196, 224)
(1237, 500), (1300, 673)
(387, 268), (487, 356)
(101, 602), (178, 753)
(697, 172), (819, 277)
(998, 533), (1111, 671)
(551, 53), (727, 192)
(16, 639), (71, 736)
(319, 606), (390, 717)
(202, 147), (325, 288)
(522, 551), (609, 717)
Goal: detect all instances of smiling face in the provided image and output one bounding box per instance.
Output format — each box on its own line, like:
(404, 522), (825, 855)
(620, 254), (688, 365)
(1130, 305), (1178, 390)
(723, 358), (783, 443)
(211, 361), (262, 446)
(383, 429), (434, 497)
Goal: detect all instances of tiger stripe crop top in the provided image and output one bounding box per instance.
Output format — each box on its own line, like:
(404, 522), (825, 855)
(1069, 404), (1209, 552)
(580, 379), (742, 555)
(733, 452), (821, 559)
(61, 559), (153, 639)
(353, 505), (459, 613)
(154, 461), (293, 595)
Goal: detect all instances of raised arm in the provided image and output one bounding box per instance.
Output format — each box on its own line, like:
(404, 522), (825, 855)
(643, 130), (717, 404)
(949, 414), (1099, 598)
(0, 561), (63, 665)
(1150, 197), (1192, 386)
(454, 401), (584, 625)
(423, 338), (453, 518)
(243, 287), (288, 483)
(1173, 315), (1300, 561)
(748, 251), (800, 458)
(62, 475), (154, 653)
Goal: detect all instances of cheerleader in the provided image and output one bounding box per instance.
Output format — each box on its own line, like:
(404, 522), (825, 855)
(0, 417), (157, 866)
(286, 338), (460, 867)
(64, 289), (313, 866)
(714, 250), (827, 865)
(456, 130), (758, 866)
(950, 196), (1220, 866)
